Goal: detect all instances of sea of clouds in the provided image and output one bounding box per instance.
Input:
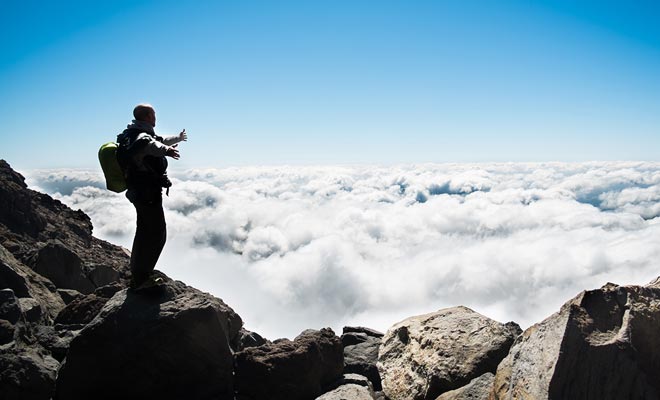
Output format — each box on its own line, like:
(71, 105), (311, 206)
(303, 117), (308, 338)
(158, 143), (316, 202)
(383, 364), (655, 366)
(24, 162), (660, 339)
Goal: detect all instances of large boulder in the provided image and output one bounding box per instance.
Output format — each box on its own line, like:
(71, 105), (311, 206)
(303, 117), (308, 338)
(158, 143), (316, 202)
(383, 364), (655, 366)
(342, 326), (384, 390)
(378, 306), (520, 400)
(234, 328), (344, 400)
(55, 274), (243, 400)
(490, 281), (660, 399)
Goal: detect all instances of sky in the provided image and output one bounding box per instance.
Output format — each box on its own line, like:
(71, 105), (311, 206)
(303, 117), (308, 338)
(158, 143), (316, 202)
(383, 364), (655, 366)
(24, 162), (660, 338)
(1, 0), (660, 169)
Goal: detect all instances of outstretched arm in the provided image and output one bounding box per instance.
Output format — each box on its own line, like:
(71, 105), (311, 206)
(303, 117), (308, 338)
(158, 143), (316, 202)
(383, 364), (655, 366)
(163, 129), (188, 145)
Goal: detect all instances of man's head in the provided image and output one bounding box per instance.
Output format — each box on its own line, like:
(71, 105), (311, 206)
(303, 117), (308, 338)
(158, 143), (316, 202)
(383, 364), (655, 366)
(133, 104), (156, 127)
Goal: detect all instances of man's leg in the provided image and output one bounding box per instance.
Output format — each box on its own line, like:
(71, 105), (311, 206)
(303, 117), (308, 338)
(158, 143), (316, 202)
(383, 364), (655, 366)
(129, 199), (166, 286)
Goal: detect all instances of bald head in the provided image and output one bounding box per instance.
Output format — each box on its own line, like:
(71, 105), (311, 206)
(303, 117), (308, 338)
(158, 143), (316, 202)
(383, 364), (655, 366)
(133, 104), (156, 127)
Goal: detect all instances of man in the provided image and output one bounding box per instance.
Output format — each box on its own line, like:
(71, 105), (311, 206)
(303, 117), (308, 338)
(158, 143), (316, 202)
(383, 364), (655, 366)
(117, 104), (187, 288)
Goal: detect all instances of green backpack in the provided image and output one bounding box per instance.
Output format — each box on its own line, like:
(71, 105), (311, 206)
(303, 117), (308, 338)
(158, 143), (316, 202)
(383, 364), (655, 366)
(98, 142), (127, 193)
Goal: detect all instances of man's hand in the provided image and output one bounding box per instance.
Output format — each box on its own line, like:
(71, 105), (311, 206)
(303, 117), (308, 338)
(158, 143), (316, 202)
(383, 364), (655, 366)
(166, 144), (180, 160)
(178, 129), (187, 142)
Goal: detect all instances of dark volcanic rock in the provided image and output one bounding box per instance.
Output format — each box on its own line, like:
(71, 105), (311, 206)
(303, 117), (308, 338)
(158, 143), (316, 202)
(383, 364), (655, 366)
(0, 318), (15, 344)
(234, 328), (344, 400)
(0, 160), (130, 292)
(378, 306), (519, 400)
(342, 326), (383, 391)
(491, 281), (660, 400)
(29, 240), (95, 294)
(0, 288), (21, 324)
(56, 288), (82, 305)
(235, 327), (269, 351)
(54, 293), (110, 327)
(0, 245), (65, 323)
(0, 160), (47, 237)
(55, 274), (242, 400)
(0, 346), (59, 400)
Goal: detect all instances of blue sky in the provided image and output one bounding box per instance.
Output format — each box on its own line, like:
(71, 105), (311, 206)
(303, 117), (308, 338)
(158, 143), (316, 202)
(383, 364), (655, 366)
(1, 0), (659, 169)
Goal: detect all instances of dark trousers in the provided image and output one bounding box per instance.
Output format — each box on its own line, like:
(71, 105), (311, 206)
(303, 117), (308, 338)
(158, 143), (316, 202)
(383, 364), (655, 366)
(129, 192), (166, 285)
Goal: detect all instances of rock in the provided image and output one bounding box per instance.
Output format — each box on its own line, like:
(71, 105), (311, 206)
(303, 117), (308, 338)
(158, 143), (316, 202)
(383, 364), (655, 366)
(88, 264), (120, 287)
(491, 283), (660, 399)
(93, 281), (124, 298)
(0, 160), (130, 293)
(235, 327), (269, 351)
(0, 318), (15, 344)
(344, 326), (385, 338)
(316, 384), (376, 400)
(54, 293), (109, 327)
(33, 325), (78, 362)
(57, 288), (82, 305)
(344, 332), (383, 390)
(0, 288), (21, 324)
(0, 346), (59, 400)
(0, 244), (65, 322)
(436, 373), (494, 400)
(378, 306), (519, 400)
(234, 328), (344, 400)
(18, 297), (42, 322)
(55, 275), (242, 400)
(342, 331), (370, 346)
(0, 160), (47, 237)
(29, 240), (95, 294)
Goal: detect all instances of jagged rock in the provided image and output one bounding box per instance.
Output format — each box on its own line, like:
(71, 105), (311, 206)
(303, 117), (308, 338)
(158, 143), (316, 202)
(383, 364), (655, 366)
(436, 373), (494, 400)
(0, 346), (59, 400)
(0, 160), (47, 237)
(54, 293), (108, 327)
(234, 328), (344, 400)
(344, 326), (385, 338)
(55, 275), (242, 400)
(342, 331), (370, 346)
(18, 297), (42, 322)
(57, 288), (82, 305)
(88, 264), (120, 287)
(235, 327), (269, 351)
(378, 306), (520, 400)
(490, 282), (660, 400)
(0, 288), (21, 324)
(33, 325), (78, 362)
(0, 160), (130, 291)
(343, 326), (383, 390)
(93, 282), (124, 298)
(0, 244), (65, 322)
(0, 318), (15, 344)
(29, 240), (95, 294)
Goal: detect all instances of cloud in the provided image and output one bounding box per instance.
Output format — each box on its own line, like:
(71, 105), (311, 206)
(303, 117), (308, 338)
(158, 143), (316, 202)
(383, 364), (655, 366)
(24, 162), (660, 339)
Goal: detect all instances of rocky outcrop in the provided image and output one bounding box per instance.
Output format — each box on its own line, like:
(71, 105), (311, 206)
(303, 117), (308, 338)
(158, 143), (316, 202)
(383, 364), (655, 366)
(342, 326), (384, 390)
(0, 160), (130, 293)
(234, 328), (344, 400)
(55, 274), (243, 400)
(378, 306), (520, 400)
(490, 282), (660, 400)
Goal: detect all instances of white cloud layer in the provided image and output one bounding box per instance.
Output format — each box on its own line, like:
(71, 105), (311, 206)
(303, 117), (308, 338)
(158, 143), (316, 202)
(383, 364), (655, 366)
(24, 162), (660, 339)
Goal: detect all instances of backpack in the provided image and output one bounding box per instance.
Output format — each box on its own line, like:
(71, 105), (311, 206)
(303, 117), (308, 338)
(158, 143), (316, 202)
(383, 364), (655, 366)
(98, 142), (127, 193)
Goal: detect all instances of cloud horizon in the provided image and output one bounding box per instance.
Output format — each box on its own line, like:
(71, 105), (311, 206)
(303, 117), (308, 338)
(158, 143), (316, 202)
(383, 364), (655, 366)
(24, 162), (660, 339)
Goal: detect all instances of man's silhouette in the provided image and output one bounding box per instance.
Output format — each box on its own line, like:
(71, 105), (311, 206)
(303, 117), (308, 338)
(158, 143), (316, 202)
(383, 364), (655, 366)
(118, 104), (187, 288)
